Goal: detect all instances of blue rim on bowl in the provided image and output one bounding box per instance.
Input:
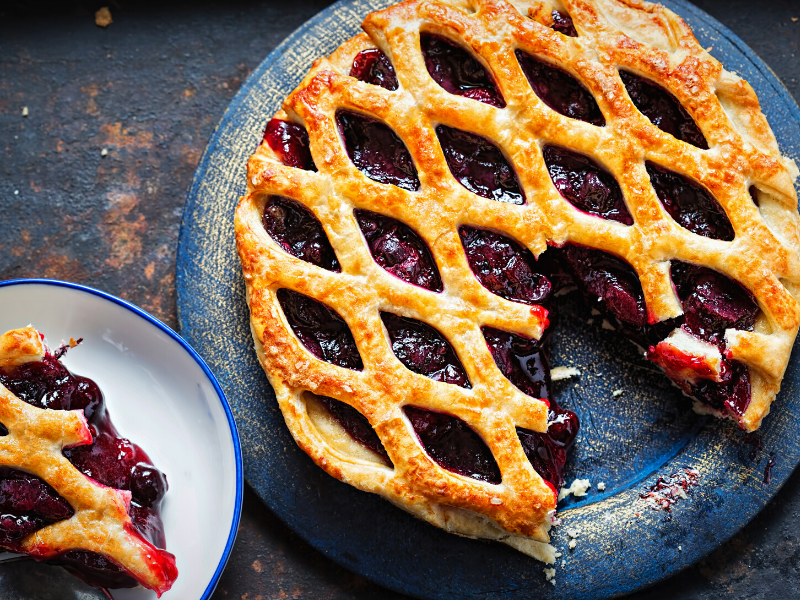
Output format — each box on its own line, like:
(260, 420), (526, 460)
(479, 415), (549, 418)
(0, 278), (244, 600)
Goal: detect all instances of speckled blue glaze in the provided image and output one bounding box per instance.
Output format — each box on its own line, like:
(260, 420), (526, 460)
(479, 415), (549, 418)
(176, 1), (800, 598)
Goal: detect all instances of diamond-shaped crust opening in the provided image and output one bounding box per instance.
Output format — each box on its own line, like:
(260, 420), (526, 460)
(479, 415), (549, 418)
(236, 0), (800, 561)
(0, 327), (177, 596)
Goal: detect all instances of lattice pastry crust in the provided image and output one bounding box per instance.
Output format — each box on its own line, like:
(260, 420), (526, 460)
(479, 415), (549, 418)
(0, 327), (177, 595)
(236, 0), (800, 560)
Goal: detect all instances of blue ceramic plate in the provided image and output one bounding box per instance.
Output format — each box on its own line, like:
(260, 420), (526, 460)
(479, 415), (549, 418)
(176, 2), (800, 598)
(0, 279), (243, 600)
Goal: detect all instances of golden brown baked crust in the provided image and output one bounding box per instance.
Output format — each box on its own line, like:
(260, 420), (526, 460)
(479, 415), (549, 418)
(236, 0), (800, 560)
(0, 327), (177, 594)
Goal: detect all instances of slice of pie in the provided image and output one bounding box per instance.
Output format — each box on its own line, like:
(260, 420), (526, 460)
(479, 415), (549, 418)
(236, 0), (800, 561)
(0, 327), (177, 595)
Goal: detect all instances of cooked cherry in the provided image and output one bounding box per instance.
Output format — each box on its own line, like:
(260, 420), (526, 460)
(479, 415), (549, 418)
(689, 360), (752, 417)
(551, 10), (578, 37)
(517, 428), (567, 489)
(619, 70), (708, 149)
(381, 312), (471, 388)
(516, 51), (604, 125)
(421, 33), (505, 108)
(52, 550), (138, 590)
(350, 48), (398, 90)
(646, 162), (733, 241)
(356, 209), (443, 291)
(262, 118), (317, 171)
(460, 226), (552, 305)
(404, 406), (500, 483)
(436, 125), (524, 204)
(558, 244), (647, 327)
(483, 326), (551, 401)
(544, 146), (632, 224)
(670, 262), (758, 346)
(316, 395), (391, 461)
(277, 289), (364, 370)
(262, 196), (340, 271)
(337, 110), (420, 191)
(0, 470), (73, 545)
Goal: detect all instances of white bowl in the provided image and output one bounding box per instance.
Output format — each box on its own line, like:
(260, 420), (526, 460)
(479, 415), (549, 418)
(0, 279), (242, 599)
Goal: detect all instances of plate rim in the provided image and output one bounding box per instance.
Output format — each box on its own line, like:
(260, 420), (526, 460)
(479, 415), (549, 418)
(0, 277), (244, 600)
(176, 0), (800, 597)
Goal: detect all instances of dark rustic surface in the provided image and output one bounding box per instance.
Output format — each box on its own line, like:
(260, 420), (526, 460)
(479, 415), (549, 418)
(1, 1), (799, 598)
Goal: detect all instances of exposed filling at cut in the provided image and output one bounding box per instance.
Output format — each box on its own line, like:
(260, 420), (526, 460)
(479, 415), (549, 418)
(356, 209), (443, 291)
(337, 110), (420, 191)
(544, 145), (632, 224)
(516, 51), (604, 126)
(262, 196), (340, 271)
(421, 33), (505, 108)
(263, 37), (755, 499)
(437, 125), (525, 204)
(619, 70), (708, 149)
(0, 353), (169, 590)
(350, 48), (399, 91)
(646, 162), (734, 241)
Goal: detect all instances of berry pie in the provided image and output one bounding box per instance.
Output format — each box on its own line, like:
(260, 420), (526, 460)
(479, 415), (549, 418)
(0, 327), (177, 595)
(236, 0), (800, 561)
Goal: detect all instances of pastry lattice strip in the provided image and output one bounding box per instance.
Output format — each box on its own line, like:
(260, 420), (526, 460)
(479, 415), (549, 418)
(0, 328), (177, 595)
(237, 0), (800, 556)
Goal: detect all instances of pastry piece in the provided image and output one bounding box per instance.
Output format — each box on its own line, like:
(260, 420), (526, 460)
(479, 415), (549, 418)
(237, 0), (800, 560)
(0, 327), (177, 595)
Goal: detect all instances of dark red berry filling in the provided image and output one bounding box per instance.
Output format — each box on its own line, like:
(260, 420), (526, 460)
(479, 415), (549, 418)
(459, 226), (552, 305)
(315, 395), (391, 462)
(381, 312), (471, 388)
(483, 327), (578, 488)
(350, 48), (399, 91)
(516, 51), (604, 126)
(653, 262), (758, 417)
(544, 146), (632, 225)
(0, 469), (73, 546)
(404, 406), (501, 483)
(337, 110), (420, 191)
(551, 10), (578, 37)
(619, 70), (708, 149)
(277, 288), (364, 370)
(558, 244), (648, 328)
(646, 162), (734, 241)
(262, 196), (340, 271)
(421, 33), (505, 108)
(262, 118), (317, 171)
(436, 125), (524, 204)
(0, 353), (169, 589)
(482, 327), (552, 402)
(356, 209), (443, 291)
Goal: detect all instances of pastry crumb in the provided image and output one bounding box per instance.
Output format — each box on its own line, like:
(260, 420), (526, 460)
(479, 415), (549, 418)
(597, 482), (606, 491)
(558, 478), (591, 500)
(601, 319), (615, 330)
(95, 7), (113, 27)
(21, 106), (28, 117)
(612, 389), (624, 398)
(550, 366), (581, 381)
(543, 567), (556, 585)
(566, 527), (580, 539)
(568, 539), (577, 550)
(101, 148), (108, 157)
